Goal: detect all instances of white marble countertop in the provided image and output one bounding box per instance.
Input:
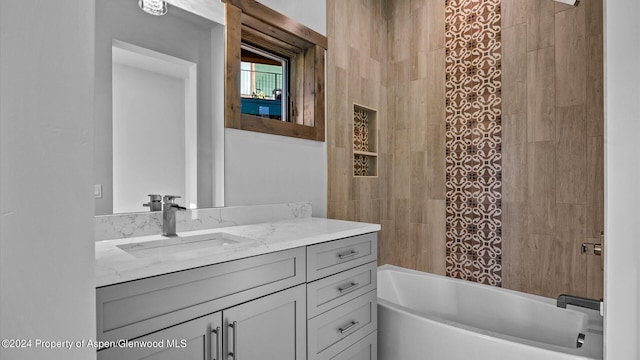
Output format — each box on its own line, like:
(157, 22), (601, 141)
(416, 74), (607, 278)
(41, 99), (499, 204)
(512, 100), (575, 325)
(96, 217), (380, 287)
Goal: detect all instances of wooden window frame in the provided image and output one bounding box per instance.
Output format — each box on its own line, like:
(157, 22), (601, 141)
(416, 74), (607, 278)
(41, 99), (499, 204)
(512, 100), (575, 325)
(223, 0), (328, 141)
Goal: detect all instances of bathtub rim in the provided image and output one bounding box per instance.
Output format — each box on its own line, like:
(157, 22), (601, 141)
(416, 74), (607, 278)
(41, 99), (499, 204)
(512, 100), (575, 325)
(377, 264), (603, 360)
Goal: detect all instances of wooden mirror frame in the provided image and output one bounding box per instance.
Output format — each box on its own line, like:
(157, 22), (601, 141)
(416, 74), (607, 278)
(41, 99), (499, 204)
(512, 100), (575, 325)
(223, 0), (328, 141)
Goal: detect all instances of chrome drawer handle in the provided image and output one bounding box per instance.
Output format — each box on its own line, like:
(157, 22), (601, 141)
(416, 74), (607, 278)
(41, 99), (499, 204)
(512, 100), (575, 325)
(229, 321), (238, 359)
(338, 320), (359, 334)
(212, 326), (221, 360)
(338, 282), (359, 293)
(337, 249), (359, 260)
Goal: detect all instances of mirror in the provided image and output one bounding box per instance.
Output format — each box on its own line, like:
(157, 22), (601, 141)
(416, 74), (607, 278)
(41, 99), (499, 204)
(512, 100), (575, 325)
(94, 0), (225, 215)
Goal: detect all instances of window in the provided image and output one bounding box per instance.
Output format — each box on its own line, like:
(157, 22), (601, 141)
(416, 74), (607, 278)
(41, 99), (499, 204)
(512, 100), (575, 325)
(240, 44), (287, 121)
(223, 0), (327, 141)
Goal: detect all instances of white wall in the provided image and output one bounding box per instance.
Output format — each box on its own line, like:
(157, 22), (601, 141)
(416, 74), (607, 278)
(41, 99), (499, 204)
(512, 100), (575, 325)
(224, 0), (328, 217)
(0, 1), (96, 359)
(256, 0), (326, 35)
(604, 0), (640, 358)
(225, 129), (327, 216)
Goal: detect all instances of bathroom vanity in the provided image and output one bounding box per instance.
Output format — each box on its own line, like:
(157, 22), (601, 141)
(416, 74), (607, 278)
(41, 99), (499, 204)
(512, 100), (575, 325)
(95, 215), (379, 360)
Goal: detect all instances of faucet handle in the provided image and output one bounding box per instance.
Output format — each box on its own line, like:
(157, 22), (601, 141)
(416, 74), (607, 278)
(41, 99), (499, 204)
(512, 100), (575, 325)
(163, 195), (182, 204)
(143, 194), (163, 211)
(162, 195), (186, 210)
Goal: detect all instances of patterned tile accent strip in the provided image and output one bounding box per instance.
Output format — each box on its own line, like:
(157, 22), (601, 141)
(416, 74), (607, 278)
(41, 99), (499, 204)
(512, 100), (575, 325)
(445, 0), (503, 286)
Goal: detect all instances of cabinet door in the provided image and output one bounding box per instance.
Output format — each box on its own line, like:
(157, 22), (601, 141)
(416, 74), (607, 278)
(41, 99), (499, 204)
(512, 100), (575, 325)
(98, 312), (223, 360)
(224, 284), (306, 360)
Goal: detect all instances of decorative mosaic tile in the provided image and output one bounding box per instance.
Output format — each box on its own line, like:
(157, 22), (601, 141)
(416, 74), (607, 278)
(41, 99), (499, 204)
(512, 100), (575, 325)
(474, 256), (502, 286)
(354, 108), (371, 152)
(354, 154), (370, 176)
(353, 106), (377, 177)
(445, 0), (502, 286)
(446, 251), (475, 281)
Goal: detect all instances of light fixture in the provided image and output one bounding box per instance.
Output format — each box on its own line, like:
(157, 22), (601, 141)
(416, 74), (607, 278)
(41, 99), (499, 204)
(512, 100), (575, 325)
(138, 0), (168, 16)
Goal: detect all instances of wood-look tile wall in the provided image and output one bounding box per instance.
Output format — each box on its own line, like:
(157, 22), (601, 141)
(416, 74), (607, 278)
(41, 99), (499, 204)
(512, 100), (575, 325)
(327, 0), (447, 276)
(386, 0), (447, 274)
(327, 0), (604, 299)
(326, 0), (387, 228)
(501, 0), (604, 299)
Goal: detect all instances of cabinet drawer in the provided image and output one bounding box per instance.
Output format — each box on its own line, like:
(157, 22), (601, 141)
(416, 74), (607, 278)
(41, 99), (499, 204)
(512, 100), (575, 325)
(330, 331), (377, 360)
(308, 290), (377, 360)
(97, 247), (305, 343)
(307, 261), (377, 318)
(307, 233), (377, 281)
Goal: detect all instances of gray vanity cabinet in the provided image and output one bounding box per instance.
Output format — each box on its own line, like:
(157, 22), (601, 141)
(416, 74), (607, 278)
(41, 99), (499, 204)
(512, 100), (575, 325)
(97, 232), (377, 360)
(97, 311), (222, 360)
(96, 248), (305, 343)
(98, 285), (306, 360)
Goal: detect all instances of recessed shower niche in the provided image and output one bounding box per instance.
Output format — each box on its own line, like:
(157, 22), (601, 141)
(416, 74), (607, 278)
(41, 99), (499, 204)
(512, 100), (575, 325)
(353, 104), (378, 177)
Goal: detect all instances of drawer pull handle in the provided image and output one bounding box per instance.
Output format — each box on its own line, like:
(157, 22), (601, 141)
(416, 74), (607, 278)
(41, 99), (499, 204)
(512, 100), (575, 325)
(338, 282), (360, 293)
(338, 250), (359, 260)
(212, 326), (221, 360)
(338, 320), (360, 334)
(229, 321), (238, 359)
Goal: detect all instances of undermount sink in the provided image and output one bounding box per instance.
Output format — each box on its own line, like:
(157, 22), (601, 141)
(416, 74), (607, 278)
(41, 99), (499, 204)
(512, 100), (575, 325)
(117, 232), (256, 258)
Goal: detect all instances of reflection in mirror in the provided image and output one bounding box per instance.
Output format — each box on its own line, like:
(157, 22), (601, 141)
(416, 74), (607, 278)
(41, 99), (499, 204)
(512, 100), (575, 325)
(112, 41), (197, 213)
(240, 44), (287, 121)
(94, 0), (225, 215)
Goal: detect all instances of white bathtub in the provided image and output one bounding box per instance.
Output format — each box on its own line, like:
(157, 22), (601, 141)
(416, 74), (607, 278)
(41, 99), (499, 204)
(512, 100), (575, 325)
(377, 265), (603, 360)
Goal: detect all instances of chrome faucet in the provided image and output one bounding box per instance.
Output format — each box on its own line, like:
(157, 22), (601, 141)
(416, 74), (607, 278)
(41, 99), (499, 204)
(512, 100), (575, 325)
(162, 195), (186, 237)
(557, 294), (602, 311)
